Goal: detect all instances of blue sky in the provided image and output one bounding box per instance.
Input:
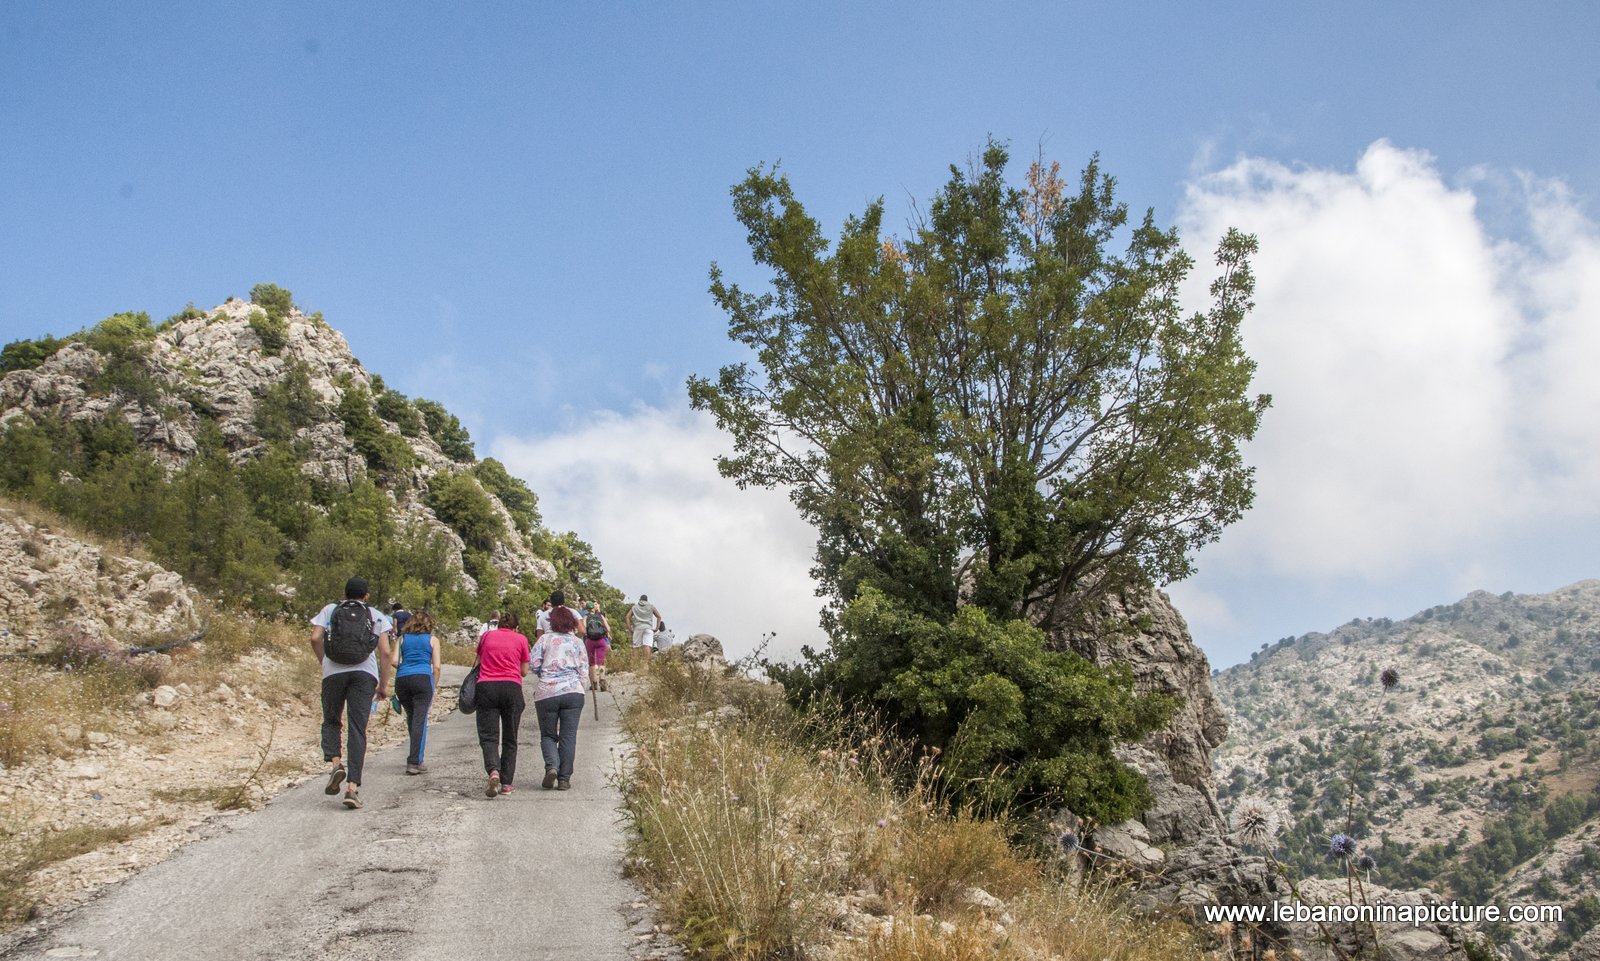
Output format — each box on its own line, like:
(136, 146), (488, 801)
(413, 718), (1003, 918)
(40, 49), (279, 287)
(4, 2), (1598, 667)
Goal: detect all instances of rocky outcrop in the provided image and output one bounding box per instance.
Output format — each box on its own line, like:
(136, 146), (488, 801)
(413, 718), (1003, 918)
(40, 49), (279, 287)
(680, 633), (727, 669)
(0, 503), (198, 654)
(0, 300), (555, 589)
(1040, 586), (1227, 844)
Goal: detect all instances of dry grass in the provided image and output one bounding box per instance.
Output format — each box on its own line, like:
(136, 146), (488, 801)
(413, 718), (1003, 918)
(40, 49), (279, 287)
(618, 653), (1203, 961)
(0, 608), (315, 769)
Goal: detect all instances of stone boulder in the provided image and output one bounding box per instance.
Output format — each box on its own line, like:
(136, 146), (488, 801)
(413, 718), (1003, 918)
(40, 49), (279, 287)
(680, 633), (727, 669)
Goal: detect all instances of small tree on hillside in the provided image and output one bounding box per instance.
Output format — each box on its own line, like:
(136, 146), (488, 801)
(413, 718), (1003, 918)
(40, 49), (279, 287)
(689, 141), (1269, 821)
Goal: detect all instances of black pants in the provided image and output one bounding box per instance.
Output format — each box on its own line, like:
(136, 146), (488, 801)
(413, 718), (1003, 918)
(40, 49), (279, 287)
(535, 692), (584, 779)
(475, 681), (525, 785)
(395, 673), (434, 766)
(320, 670), (376, 785)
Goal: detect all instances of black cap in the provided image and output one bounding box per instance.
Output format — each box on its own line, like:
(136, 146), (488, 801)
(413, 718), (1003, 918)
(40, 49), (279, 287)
(345, 576), (369, 599)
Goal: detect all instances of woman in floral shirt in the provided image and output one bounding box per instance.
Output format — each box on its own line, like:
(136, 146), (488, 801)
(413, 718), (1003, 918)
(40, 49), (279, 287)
(529, 605), (589, 790)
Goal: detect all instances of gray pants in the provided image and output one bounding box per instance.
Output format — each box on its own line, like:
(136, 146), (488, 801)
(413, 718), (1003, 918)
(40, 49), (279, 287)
(535, 692), (584, 779)
(320, 670), (376, 785)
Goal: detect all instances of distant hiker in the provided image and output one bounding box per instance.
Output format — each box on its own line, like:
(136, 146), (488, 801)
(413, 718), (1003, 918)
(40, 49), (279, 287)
(653, 620), (676, 652)
(309, 576), (395, 810)
(582, 601), (611, 692)
(475, 611), (530, 797)
(529, 605), (589, 790)
(391, 609), (441, 775)
(535, 590), (583, 640)
(626, 595), (662, 657)
(390, 601), (411, 637)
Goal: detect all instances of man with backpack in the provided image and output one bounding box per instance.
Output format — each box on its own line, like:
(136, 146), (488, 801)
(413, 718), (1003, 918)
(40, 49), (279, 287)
(309, 576), (395, 810)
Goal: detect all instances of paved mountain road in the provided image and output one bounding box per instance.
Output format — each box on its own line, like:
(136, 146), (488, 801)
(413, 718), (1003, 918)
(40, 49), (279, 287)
(4, 668), (651, 961)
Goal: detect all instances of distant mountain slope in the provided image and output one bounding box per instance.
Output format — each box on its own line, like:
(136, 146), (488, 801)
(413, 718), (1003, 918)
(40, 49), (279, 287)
(0, 292), (615, 620)
(1215, 580), (1600, 959)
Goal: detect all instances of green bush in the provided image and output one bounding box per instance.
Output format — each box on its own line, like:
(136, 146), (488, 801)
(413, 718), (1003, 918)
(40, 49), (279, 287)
(337, 382), (415, 484)
(474, 457), (541, 534)
(247, 309), (288, 355)
(0, 335), (69, 374)
(249, 283), (295, 324)
(775, 587), (1174, 823)
(424, 471), (503, 553)
(414, 398), (474, 462)
(253, 362), (323, 442)
(374, 389), (424, 436)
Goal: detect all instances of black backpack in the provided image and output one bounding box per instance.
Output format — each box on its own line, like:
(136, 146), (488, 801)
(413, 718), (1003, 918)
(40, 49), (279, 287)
(585, 611), (607, 639)
(325, 600), (379, 665)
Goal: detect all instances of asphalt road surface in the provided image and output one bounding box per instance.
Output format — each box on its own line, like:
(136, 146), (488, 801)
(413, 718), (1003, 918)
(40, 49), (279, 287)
(4, 667), (648, 961)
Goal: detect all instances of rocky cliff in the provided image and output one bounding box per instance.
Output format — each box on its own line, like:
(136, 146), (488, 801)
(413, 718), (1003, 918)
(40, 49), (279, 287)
(0, 298), (554, 593)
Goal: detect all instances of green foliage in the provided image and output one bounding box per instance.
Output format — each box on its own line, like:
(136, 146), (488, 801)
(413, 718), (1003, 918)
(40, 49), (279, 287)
(544, 531), (621, 606)
(423, 471), (503, 553)
(374, 389), (424, 437)
(337, 381), (416, 484)
(414, 398), (474, 462)
(253, 361), (323, 443)
(695, 142), (1265, 818)
(473, 458), (542, 535)
(774, 586), (1172, 823)
(0, 335), (69, 374)
(83, 312), (162, 406)
(247, 309), (288, 355)
(248, 283), (295, 324)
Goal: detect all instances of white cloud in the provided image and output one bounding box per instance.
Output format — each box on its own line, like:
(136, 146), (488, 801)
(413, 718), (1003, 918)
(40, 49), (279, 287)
(493, 404), (827, 663)
(1173, 139), (1600, 608)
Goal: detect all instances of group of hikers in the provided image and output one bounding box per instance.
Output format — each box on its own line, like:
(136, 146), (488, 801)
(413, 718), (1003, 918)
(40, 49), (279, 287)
(309, 576), (668, 810)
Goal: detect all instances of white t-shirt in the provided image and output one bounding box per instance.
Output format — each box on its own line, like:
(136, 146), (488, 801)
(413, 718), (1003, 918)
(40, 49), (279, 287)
(535, 606), (583, 635)
(312, 602), (394, 679)
(653, 628), (676, 650)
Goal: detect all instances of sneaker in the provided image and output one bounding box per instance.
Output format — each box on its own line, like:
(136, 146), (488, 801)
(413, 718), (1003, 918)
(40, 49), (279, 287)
(342, 785), (362, 810)
(405, 764), (424, 775)
(542, 768), (558, 790)
(486, 771), (501, 798)
(324, 764), (346, 795)
(500, 784), (514, 795)
(557, 778), (571, 791)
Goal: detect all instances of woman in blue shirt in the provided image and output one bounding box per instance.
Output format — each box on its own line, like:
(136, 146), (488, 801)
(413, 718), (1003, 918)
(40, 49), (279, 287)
(390, 610), (442, 774)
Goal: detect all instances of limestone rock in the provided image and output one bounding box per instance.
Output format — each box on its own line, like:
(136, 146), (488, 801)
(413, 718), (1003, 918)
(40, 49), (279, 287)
(0, 504), (199, 656)
(680, 633), (726, 668)
(1090, 818), (1165, 867)
(150, 686), (179, 708)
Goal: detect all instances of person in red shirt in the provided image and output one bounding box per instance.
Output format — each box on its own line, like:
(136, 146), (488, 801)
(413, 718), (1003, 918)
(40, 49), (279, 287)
(474, 611), (531, 798)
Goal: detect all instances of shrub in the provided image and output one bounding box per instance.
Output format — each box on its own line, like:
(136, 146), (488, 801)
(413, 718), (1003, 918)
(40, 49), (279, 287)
(374, 389), (423, 436)
(247, 309), (288, 355)
(414, 398), (474, 462)
(249, 283), (295, 323)
(424, 471), (503, 552)
(0, 335), (69, 374)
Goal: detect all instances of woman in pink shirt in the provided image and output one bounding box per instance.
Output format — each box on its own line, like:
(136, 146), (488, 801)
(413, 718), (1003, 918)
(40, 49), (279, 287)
(474, 611), (530, 798)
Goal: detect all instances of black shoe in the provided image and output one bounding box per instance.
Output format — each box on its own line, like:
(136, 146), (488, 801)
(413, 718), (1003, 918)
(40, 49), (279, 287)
(324, 765), (346, 795)
(557, 778), (571, 791)
(542, 768), (558, 790)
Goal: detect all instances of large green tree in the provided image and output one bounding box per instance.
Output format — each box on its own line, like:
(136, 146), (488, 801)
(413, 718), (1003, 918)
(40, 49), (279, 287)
(689, 142), (1269, 821)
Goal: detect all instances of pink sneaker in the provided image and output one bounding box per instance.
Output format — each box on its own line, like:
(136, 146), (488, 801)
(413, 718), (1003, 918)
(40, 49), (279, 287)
(500, 785), (514, 794)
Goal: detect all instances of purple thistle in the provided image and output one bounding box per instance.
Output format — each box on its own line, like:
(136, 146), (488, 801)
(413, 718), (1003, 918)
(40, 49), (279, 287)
(1059, 831), (1081, 852)
(1380, 667), (1400, 690)
(1357, 854), (1377, 873)
(1328, 833), (1359, 859)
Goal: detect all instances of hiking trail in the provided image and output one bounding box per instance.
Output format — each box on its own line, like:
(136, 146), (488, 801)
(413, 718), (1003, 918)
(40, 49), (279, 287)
(2, 667), (661, 961)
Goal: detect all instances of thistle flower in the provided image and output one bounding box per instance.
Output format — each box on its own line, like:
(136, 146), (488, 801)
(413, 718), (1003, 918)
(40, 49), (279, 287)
(1231, 798), (1280, 849)
(1058, 831), (1080, 852)
(1357, 854), (1377, 873)
(1328, 833), (1359, 859)
(1380, 667), (1400, 690)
